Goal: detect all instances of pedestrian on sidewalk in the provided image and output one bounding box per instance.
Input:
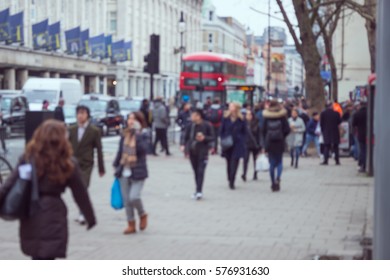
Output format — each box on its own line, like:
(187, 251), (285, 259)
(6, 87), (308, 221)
(263, 100), (290, 192)
(302, 112), (321, 157)
(320, 102), (342, 165)
(113, 112), (149, 234)
(205, 98), (223, 154)
(352, 101), (368, 173)
(69, 105), (105, 225)
(287, 109), (306, 169)
(220, 103), (246, 190)
(180, 109), (214, 200)
(242, 109), (262, 182)
(176, 102), (192, 144)
(152, 97), (171, 156)
(0, 120), (96, 260)
(54, 98), (65, 122)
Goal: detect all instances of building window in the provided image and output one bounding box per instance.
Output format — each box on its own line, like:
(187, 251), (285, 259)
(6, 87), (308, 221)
(209, 33), (213, 43)
(209, 11), (213, 21)
(110, 12), (117, 32)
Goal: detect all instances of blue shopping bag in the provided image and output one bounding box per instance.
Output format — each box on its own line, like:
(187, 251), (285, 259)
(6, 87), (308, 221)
(111, 178), (123, 210)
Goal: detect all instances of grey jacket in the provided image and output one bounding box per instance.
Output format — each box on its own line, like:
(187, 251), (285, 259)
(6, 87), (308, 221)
(152, 101), (169, 129)
(287, 117), (306, 148)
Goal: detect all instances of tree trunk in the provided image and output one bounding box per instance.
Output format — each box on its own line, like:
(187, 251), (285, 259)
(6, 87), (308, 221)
(324, 36), (338, 101)
(293, 0), (325, 112)
(365, 20), (376, 73)
(365, 0), (376, 73)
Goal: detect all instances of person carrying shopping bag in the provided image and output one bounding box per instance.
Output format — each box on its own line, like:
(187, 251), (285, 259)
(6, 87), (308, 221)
(113, 112), (149, 235)
(0, 120), (96, 260)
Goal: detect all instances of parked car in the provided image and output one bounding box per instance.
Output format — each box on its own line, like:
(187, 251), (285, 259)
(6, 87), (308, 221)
(22, 78), (82, 111)
(79, 94), (123, 136)
(117, 97), (143, 124)
(0, 92), (29, 137)
(63, 105), (77, 127)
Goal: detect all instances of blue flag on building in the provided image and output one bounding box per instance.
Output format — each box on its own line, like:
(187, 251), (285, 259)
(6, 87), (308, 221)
(7, 11), (24, 45)
(32, 19), (48, 50)
(105, 35), (112, 59)
(48, 21), (61, 51)
(124, 41), (132, 61)
(0, 8), (10, 42)
(112, 40), (126, 62)
(89, 34), (106, 59)
(80, 29), (89, 56)
(65, 26), (80, 55)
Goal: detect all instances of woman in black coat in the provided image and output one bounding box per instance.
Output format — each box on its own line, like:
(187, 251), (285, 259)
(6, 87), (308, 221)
(220, 103), (247, 190)
(113, 112), (149, 235)
(242, 110), (262, 181)
(0, 120), (96, 260)
(263, 101), (290, 192)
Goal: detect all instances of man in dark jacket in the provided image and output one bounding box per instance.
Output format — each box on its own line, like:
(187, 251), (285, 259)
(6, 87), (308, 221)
(263, 101), (290, 192)
(152, 97), (171, 156)
(69, 105), (105, 225)
(352, 102), (367, 172)
(302, 112), (320, 157)
(180, 109), (214, 200)
(320, 102), (342, 165)
(54, 99), (65, 122)
(205, 98), (223, 154)
(140, 99), (152, 128)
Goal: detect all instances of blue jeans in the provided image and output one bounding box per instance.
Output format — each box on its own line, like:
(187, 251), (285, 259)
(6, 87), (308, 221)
(268, 153), (283, 184)
(302, 134), (320, 156)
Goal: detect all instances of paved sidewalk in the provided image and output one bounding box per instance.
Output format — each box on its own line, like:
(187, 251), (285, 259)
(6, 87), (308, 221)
(0, 145), (373, 260)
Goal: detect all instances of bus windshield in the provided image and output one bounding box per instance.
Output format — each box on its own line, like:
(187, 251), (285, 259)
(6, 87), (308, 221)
(182, 61), (223, 73)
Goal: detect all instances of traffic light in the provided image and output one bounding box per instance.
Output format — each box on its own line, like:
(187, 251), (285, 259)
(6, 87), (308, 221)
(143, 54), (151, 73)
(143, 34), (160, 74)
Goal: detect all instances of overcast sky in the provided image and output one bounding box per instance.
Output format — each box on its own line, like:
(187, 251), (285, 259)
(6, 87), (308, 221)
(211, 0), (297, 44)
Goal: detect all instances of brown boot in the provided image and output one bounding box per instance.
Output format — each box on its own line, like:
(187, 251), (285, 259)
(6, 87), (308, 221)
(140, 214), (148, 231)
(123, 221), (136, 235)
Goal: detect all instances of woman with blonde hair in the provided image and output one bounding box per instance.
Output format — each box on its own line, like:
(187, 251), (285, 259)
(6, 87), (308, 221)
(0, 120), (96, 260)
(220, 102), (247, 190)
(113, 111), (149, 234)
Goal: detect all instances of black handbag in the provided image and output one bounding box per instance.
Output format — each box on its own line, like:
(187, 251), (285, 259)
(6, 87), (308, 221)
(0, 160), (39, 221)
(221, 135), (234, 151)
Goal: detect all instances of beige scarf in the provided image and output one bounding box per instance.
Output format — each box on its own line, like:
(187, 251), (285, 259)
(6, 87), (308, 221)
(120, 130), (137, 168)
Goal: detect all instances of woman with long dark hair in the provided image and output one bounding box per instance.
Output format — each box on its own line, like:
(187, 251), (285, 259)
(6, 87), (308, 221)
(0, 120), (96, 260)
(113, 112), (149, 234)
(242, 110), (262, 181)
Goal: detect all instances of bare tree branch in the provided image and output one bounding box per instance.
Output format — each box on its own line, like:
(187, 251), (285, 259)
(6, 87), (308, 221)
(275, 0), (302, 55)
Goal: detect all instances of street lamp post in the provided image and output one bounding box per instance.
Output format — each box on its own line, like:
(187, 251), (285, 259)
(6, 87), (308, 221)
(179, 11), (186, 69)
(267, 0), (271, 95)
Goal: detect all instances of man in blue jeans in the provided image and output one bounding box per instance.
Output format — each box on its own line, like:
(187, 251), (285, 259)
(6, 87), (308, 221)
(302, 112), (321, 157)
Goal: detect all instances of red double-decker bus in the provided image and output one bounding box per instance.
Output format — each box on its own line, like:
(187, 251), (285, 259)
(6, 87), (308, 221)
(178, 52), (247, 105)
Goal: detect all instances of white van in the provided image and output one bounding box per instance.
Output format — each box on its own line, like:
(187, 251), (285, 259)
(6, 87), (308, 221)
(22, 78), (82, 111)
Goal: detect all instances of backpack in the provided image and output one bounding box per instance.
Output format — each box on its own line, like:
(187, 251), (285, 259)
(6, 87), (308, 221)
(266, 119), (284, 142)
(207, 108), (222, 124)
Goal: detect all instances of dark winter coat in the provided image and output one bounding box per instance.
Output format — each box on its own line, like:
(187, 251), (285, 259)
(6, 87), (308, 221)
(352, 106), (367, 143)
(220, 117), (247, 160)
(113, 130), (149, 180)
(176, 109), (192, 131)
(68, 123), (105, 187)
(320, 108), (342, 145)
(263, 107), (290, 156)
(306, 119), (318, 136)
(246, 118), (262, 150)
(54, 106), (65, 122)
(181, 120), (215, 158)
(0, 157), (96, 259)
